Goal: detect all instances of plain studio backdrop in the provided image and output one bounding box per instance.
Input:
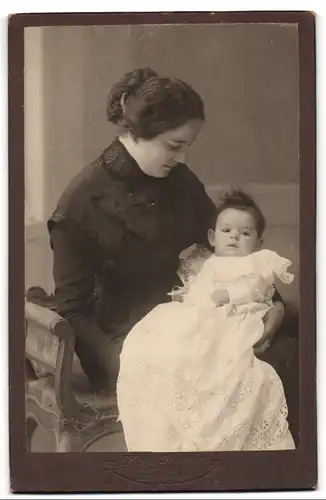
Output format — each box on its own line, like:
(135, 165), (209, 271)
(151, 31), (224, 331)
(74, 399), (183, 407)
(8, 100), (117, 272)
(24, 23), (299, 310)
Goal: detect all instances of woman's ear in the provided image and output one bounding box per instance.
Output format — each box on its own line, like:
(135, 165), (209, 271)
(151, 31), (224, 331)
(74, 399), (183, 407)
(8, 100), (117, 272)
(208, 229), (215, 248)
(120, 92), (127, 111)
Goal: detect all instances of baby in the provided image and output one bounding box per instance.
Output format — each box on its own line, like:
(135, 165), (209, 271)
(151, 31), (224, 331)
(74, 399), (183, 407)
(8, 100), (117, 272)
(117, 189), (295, 452)
(173, 189), (290, 352)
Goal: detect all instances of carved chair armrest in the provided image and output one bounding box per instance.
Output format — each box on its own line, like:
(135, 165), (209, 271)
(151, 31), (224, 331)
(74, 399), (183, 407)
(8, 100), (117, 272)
(25, 300), (97, 424)
(25, 301), (66, 375)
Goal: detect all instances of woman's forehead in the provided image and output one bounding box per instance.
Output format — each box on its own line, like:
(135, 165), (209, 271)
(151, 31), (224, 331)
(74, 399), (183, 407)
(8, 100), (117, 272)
(159, 119), (203, 143)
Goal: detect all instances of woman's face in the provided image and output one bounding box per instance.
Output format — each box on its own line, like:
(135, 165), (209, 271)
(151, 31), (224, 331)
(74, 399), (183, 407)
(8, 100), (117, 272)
(128, 119), (203, 178)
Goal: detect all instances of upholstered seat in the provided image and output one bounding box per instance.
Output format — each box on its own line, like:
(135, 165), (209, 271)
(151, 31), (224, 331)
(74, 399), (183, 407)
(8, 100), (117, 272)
(28, 356), (118, 412)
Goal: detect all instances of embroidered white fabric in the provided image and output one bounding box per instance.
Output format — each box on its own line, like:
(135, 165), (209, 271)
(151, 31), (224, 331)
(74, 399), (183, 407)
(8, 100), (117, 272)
(117, 247), (295, 451)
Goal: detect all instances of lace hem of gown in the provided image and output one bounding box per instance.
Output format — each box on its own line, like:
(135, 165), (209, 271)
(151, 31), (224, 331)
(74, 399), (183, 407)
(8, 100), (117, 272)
(117, 357), (295, 452)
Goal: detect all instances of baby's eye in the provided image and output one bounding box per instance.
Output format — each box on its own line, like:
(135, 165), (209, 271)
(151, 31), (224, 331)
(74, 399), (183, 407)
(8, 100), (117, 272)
(221, 228), (230, 233)
(242, 231), (251, 236)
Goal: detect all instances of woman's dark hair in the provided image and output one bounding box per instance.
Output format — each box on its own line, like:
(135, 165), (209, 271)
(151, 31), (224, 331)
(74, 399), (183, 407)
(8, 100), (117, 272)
(214, 188), (266, 237)
(107, 67), (205, 139)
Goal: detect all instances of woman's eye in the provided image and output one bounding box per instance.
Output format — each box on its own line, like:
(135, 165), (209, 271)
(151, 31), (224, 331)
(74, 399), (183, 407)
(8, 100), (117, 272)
(167, 144), (181, 152)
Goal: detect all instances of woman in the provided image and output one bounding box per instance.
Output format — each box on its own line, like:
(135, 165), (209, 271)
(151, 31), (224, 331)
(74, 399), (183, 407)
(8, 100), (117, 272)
(48, 67), (285, 394)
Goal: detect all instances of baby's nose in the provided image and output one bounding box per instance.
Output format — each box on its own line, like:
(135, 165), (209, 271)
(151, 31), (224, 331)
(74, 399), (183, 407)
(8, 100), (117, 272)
(230, 231), (240, 239)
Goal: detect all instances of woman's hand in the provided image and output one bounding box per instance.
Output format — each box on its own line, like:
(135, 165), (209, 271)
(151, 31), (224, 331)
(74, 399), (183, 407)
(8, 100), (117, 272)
(254, 301), (285, 354)
(211, 288), (230, 307)
(253, 339), (271, 356)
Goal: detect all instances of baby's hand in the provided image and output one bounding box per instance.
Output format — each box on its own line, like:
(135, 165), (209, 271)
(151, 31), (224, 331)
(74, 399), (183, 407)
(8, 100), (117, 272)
(211, 288), (230, 307)
(168, 286), (187, 303)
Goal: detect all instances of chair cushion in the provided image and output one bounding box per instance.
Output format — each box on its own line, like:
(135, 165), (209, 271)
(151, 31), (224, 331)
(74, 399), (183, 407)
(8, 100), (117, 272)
(27, 356), (118, 418)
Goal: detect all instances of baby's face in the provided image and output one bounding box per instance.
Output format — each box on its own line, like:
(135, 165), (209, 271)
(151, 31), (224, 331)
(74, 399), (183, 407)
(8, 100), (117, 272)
(211, 208), (261, 257)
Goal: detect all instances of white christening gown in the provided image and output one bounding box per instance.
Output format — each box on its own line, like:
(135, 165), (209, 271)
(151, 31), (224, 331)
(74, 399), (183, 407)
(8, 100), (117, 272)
(117, 249), (296, 452)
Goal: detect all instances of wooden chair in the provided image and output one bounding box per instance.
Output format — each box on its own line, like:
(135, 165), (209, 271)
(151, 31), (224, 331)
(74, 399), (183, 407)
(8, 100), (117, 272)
(25, 290), (124, 452)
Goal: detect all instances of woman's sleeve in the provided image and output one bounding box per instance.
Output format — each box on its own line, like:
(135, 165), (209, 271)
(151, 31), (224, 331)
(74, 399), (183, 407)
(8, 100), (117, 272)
(193, 183), (217, 247)
(50, 225), (108, 345)
(273, 288), (284, 304)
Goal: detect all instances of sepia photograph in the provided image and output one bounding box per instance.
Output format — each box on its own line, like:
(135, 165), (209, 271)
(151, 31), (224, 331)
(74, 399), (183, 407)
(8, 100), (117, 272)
(9, 10), (316, 493)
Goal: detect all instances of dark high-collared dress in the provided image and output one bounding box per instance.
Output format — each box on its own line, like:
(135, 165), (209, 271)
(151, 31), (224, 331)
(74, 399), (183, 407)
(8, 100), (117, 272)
(48, 139), (217, 391)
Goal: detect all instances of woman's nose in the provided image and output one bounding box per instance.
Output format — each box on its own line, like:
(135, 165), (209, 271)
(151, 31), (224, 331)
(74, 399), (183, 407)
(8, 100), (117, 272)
(175, 151), (186, 164)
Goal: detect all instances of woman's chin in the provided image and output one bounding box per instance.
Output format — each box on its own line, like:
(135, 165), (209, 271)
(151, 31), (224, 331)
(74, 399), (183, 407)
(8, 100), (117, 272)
(154, 168), (173, 178)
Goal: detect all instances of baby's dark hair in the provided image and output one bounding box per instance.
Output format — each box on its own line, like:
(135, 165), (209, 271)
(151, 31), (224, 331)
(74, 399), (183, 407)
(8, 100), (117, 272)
(107, 67), (205, 139)
(214, 188), (266, 237)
